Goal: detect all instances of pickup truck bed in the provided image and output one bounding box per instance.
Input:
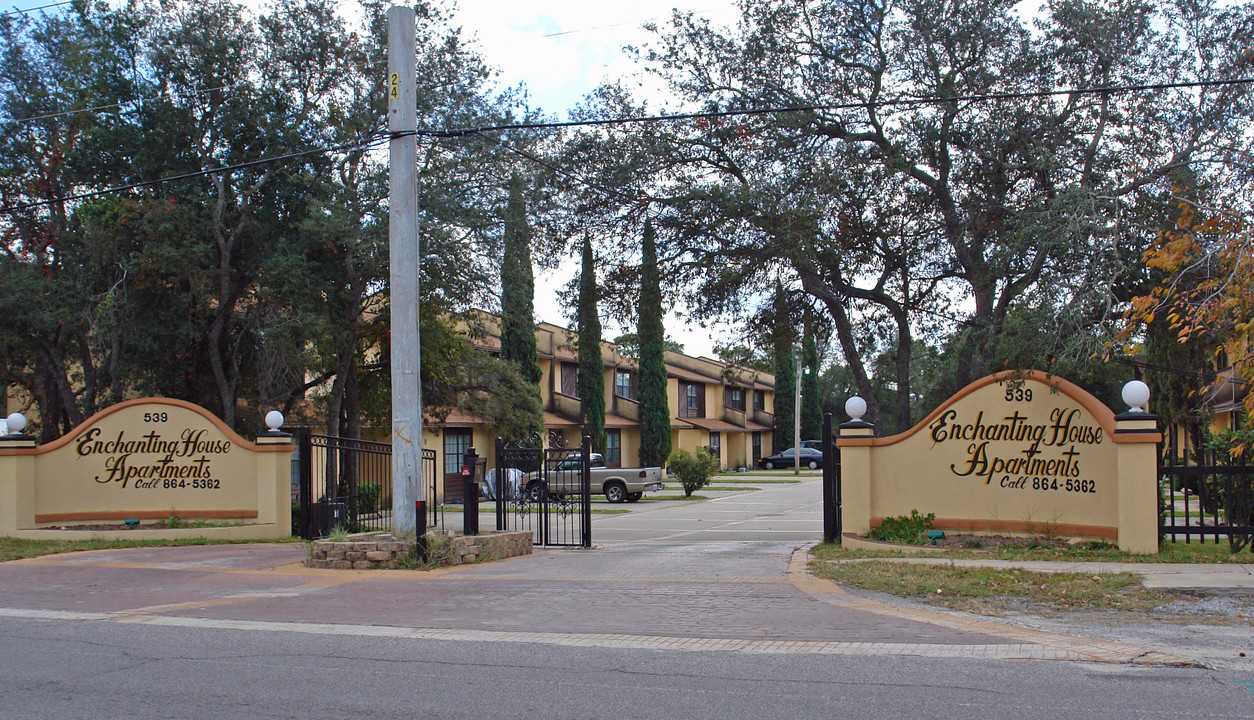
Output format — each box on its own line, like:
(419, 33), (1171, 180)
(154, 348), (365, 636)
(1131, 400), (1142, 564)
(524, 454), (664, 503)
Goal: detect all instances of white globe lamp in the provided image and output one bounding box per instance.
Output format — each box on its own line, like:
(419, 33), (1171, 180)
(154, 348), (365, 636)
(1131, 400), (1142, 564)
(845, 396), (867, 422)
(265, 410), (285, 432)
(1121, 380), (1150, 413)
(5, 412), (26, 435)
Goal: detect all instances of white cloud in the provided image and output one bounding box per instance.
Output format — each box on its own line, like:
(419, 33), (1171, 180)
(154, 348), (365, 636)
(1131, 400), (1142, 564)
(454, 1), (738, 117)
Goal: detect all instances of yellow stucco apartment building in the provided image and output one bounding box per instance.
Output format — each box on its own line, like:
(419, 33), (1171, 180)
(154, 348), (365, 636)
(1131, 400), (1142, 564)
(425, 314), (777, 496)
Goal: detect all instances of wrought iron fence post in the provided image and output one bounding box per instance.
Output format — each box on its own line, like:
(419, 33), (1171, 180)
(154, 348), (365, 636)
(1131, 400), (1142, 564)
(540, 448), (550, 547)
(462, 446), (479, 536)
(582, 435), (592, 548)
(415, 499), (427, 562)
(298, 426), (313, 539)
(423, 448), (440, 532)
(822, 413), (840, 544)
(495, 437), (505, 532)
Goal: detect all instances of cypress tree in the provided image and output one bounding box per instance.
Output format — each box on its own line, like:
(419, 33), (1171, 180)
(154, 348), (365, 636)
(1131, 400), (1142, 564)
(499, 172), (543, 438)
(772, 284), (796, 451)
(577, 236), (607, 454)
(800, 330), (822, 440)
(637, 219), (672, 467)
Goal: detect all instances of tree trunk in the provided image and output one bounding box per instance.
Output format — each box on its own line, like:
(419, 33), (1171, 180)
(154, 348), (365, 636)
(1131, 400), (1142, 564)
(893, 309), (912, 433)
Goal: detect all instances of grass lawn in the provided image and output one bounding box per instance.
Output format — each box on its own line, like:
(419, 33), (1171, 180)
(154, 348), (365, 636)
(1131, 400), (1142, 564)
(813, 538), (1252, 564)
(812, 558), (1166, 614)
(661, 483), (761, 492)
(809, 540), (1252, 617)
(733, 469), (821, 477)
(0, 535), (302, 563)
(802, 541), (1254, 622)
(709, 476), (801, 484)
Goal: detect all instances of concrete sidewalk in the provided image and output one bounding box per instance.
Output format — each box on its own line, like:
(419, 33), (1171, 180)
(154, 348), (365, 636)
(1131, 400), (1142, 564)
(831, 557), (1254, 591)
(0, 541), (1216, 667)
(2, 477), (1249, 669)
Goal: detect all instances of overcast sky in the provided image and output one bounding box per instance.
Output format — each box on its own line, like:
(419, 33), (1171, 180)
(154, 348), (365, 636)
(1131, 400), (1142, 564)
(452, 1), (742, 356)
(453, 1), (737, 114)
(6, 0), (744, 356)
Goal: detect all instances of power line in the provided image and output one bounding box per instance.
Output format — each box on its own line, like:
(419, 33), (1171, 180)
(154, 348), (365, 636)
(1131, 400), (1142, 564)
(5, 75), (1252, 217)
(415, 77), (1254, 138)
(468, 130), (640, 207)
(1, 1), (73, 18)
(0, 136), (387, 214)
(7, 85), (240, 125)
(1114, 356), (1250, 387)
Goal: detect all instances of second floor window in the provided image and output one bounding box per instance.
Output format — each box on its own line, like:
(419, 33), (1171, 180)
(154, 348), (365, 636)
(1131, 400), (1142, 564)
(754, 390), (765, 411)
(725, 386), (745, 411)
(683, 382), (701, 417)
(561, 363), (578, 397)
(615, 369), (634, 399)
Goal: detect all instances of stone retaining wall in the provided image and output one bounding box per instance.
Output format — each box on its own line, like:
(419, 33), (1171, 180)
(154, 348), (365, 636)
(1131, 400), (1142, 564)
(306, 530), (533, 570)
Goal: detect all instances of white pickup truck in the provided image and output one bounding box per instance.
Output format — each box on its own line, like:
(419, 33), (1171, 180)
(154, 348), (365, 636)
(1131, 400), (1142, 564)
(524, 453), (664, 503)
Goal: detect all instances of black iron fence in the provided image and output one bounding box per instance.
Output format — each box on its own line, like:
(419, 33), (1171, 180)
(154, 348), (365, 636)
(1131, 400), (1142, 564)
(1159, 447), (1253, 551)
(494, 434), (592, 548)
(294, 428), (439, 539)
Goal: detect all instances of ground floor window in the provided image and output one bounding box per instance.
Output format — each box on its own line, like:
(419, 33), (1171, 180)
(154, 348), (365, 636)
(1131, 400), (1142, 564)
(443, 429), (472, 475)
(752, 432), (761, 462)
(709, 432), (720, 461)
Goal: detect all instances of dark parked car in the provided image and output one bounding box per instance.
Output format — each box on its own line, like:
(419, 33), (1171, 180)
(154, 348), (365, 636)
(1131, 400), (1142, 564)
(758, 447), (824, 470)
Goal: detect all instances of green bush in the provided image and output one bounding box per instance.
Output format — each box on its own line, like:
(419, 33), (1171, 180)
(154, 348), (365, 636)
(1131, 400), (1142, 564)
(668, 447), (719, 497)
(355, 483), (383, 517)
(867, 509), (935, 544)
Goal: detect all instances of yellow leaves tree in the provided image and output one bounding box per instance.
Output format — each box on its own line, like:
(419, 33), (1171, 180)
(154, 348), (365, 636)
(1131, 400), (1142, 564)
(1120, 196), (1253, 456)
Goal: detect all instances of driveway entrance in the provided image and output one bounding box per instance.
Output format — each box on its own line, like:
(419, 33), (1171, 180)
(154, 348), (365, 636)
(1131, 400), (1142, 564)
(589, 473), (825, 546)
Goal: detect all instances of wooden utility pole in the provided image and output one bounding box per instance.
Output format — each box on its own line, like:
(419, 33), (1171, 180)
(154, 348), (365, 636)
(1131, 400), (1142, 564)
(388, 5), (421, 533)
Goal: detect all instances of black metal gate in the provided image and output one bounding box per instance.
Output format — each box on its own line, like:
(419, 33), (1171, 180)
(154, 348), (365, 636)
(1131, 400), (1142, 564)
(1159, 446), (1253, 550)
(494, 434), (592, 548)
(295, 427), (439, 539)
(820, 414), (843, 543)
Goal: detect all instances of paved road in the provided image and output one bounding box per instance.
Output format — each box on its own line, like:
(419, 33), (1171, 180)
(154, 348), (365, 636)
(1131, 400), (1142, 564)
(3, 619), (1252, 720)
(1, 475), (1252, 718)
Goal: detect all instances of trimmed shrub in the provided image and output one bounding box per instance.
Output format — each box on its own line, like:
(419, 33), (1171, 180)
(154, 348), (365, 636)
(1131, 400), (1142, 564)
(868, 509), (935, 544)
(668, 447), (719, 497)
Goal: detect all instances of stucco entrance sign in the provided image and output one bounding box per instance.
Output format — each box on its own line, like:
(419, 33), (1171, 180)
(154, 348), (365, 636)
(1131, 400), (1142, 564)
(837, 371), (1161, 553)
(0, 398), (292, 540)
